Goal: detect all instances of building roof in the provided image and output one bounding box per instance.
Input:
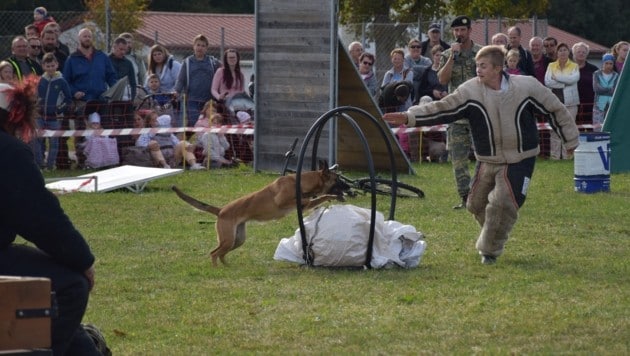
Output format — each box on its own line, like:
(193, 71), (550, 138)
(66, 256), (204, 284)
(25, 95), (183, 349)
(469, 19), (609, 55)
(135, 11), (255, 54)
(133, 13), (610, 59)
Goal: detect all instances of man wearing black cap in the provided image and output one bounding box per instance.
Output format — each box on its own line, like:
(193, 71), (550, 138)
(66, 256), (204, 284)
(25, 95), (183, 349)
(437, 15), (482, 209)
(420, 23), (450, 57)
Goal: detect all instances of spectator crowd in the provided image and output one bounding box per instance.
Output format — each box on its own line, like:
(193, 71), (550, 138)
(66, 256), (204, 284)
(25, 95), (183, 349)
(3, 6), (254, 171)
(350, 17), (626, 208)
(2, 8), (627, 172)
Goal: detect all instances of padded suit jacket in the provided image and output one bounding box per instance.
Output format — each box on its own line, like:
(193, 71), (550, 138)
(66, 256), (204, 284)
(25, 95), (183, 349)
(0, 129), (95, 272)
(405, 72), (580, 164)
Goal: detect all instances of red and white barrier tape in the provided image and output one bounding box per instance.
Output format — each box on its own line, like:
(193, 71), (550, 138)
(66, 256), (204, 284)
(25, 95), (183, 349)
(38, 124), (254, 137)
(52, 176), (96, 195)
(38, 123), (595, 137)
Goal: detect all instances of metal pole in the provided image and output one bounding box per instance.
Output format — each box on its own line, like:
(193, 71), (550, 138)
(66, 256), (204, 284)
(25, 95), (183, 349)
(220, 27), (225, 58)
(105, 0), (111, 52)
(484, 16), (489, 45)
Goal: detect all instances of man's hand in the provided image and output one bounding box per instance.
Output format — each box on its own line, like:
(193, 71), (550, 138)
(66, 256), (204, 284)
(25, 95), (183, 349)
(382, 112), (408, 126)
(450, 42), (462, 58)
(84, 265), (95, 292)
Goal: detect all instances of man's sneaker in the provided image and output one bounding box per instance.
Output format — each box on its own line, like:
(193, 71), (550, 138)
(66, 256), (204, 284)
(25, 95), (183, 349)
(481, 255), (497, 265)
(190, 163), (204, 170)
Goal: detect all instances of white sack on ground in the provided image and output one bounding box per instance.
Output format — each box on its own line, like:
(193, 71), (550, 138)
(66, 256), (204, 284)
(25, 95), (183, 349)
(274, 205), (427, 268)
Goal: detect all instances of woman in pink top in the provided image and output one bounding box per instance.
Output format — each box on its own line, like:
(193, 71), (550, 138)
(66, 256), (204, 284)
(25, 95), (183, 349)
(211, 49), (246, 102)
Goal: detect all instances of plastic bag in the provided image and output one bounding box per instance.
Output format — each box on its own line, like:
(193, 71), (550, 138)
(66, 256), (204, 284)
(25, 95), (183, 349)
(274, 205), (427, 268)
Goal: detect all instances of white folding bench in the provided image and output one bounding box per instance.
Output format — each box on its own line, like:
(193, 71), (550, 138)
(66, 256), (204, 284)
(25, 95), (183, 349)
(45, 165), (183, 193)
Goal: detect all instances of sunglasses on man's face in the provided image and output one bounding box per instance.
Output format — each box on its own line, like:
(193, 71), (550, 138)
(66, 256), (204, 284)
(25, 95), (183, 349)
(410, 45), (421, 49)
(362, 61), (373, 66)
(31, 45), (41, 49)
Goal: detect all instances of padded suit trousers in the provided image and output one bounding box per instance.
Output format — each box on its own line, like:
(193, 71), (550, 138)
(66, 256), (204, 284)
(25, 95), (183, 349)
(466, 156), (536, 258)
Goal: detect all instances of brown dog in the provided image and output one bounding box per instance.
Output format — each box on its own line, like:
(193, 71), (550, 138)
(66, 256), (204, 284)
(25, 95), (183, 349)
(172, 162), (341, 266)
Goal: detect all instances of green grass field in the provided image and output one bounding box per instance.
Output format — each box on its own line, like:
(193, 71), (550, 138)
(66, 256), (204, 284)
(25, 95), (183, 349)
(42, 160), (630, 354)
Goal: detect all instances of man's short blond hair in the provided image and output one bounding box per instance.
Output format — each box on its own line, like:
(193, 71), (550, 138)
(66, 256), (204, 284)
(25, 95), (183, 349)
(476, 45), (507, 67)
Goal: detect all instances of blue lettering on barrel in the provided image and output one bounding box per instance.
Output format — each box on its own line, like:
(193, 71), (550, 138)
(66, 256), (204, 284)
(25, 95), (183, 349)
(598, 143), (610, 171)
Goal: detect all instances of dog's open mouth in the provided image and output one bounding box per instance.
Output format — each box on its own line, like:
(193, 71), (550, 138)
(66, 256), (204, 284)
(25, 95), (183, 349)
(328, 177), (352, 201)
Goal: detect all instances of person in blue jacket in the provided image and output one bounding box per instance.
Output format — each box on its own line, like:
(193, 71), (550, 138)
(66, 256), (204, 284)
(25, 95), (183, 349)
(63, 27), (117, 103)
(60, 27), (117, 168)
(36, 52), (72, 170)
(0, 80), (103, 355)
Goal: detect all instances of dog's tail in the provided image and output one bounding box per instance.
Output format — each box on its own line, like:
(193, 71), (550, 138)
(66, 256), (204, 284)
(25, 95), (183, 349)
(171, 186), (221, 216)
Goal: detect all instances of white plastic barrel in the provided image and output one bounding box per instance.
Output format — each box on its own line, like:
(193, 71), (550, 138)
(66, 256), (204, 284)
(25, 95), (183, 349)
(574, 132), (610, 193)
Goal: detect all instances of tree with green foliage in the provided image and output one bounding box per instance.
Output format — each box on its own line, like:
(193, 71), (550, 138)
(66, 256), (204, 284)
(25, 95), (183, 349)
(338, 0), (448, 84)
(84, 0), (149, 36)
(147, 0), (253, 13)
(546, 0), (630, 47)
(448, 0), (548, 19)
(339, 0), (549, 36)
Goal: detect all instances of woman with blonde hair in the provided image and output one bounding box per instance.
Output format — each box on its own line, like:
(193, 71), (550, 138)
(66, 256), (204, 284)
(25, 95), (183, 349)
(505, 49), (523, 75)
(0, 61), (15, 84)
(572, 42), (598, 125)
(611, 40), (629, 73)
(545, 42), (580, 160)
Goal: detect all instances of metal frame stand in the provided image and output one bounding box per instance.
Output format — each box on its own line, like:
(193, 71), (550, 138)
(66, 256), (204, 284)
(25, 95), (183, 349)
(294, 106), (399, 268)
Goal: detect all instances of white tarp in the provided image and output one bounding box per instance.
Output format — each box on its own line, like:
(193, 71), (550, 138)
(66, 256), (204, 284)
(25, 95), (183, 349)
(274, 205), (426, 269)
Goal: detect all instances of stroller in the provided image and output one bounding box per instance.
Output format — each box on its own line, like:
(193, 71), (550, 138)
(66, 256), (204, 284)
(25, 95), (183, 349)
(223, 93), (255, 162)
(134, 86), (178, 123)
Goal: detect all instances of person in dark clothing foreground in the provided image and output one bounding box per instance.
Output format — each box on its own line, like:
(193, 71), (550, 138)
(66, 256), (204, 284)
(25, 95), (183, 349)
(0, 79), (103, 355)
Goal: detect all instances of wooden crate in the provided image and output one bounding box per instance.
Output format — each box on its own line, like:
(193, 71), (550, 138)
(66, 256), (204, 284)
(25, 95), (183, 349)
(0, 276), (51, 350)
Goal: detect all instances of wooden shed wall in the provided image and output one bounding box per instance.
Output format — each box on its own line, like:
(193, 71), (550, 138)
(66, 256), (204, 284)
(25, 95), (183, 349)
(254, 0), (335, 172)
(254, 0), (413, 174)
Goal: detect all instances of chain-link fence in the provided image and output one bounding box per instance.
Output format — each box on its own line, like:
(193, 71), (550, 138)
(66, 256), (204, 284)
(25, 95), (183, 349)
(1, 10), (255, 60)
(1, 10), (587, 166)
(1, 11), (87, 59)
